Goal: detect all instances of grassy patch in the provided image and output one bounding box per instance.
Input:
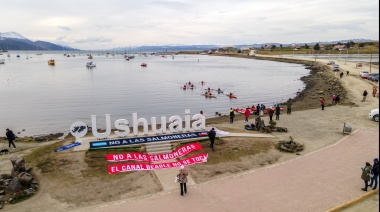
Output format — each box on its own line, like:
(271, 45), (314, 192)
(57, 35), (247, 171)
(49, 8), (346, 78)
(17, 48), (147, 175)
(181, 137), (274, 165)
(82, 147), (143, 179)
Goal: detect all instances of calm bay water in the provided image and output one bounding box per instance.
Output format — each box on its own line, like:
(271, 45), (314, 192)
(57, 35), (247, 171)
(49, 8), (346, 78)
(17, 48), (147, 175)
(0, 52), (309, 136)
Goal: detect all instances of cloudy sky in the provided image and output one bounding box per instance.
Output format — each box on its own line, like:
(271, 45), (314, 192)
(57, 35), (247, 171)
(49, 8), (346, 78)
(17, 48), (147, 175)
(1, 0), (379, 50)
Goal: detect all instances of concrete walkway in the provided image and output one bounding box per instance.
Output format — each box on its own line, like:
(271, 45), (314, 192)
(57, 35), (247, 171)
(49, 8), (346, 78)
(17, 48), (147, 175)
(76, 129), (379, 212)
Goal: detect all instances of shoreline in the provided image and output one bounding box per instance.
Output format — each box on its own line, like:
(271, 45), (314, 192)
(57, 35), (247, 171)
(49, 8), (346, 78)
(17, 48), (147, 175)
(10, 54), (347, 139)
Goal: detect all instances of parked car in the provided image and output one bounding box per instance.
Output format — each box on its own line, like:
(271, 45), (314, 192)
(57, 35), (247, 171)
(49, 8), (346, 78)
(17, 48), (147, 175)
(372, 75), (379, 82)
(361, 73), (369, 79)
(367, 73), (379, 81)
(359, 71), (369, 77)
(333, 64), (339, 71)
(369, 108), (379, 122)
(327, 61), (335, 65)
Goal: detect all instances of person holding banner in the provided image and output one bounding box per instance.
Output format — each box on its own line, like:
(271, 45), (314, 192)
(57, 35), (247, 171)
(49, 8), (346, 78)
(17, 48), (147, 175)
(177, 165), (188, 196)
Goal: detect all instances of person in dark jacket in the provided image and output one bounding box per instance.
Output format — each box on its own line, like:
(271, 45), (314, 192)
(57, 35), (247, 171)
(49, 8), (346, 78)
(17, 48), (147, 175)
(361, 90), (368, 102)
(369, 158), (379, 190)
(207, 128), (216, 151)
(256, 103), (260, 115)
(229, 108), (235, 123)
(286, 99), (292, 114)
(361, 162), (372, 191)
(269, 108), (274, 121)
(5, 128), (16, 148)
(275, 104), (280, 120)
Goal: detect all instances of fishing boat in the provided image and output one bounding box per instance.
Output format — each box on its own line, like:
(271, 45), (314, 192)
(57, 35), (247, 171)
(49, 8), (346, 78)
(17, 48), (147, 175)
(86, 62), (96, 68)
(48, 59), (55, 65)
(141, 63), (147, 67)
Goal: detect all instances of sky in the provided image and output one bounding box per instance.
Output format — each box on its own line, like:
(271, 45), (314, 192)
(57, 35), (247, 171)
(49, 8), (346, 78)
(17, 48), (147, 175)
(1, 0), (379, 50)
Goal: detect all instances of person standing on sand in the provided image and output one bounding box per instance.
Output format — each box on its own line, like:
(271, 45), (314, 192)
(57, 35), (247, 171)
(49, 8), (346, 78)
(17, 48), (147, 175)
(286, 99), (292, 114)
(372, 86), (377, 97)
(177, 165), (188, 196)
(6, 128), (16, 149)
(369, 158), (379, 190)
(229, 108), (235, 123)
(275, 104), (280, 120)
(361, 162), (372, 191)
(362, 90), (368, 102)
(346, 70), (349, 76)
(269, 108), (274, 121)
(340, 72), (344, 78)
(320, 97), (325, 110)
(244, 107), (250, 122)
(332, 95), (336, 104)
(256, 103), (260, 115)
(207, 128), (216, 151)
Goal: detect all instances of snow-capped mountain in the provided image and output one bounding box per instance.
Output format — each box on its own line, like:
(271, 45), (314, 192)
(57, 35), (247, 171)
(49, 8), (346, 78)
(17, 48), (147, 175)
(0, 31), (77, 51)
(0, 31), (29, 40)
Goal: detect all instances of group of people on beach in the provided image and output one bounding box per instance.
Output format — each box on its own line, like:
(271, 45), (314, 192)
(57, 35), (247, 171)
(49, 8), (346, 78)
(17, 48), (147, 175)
(361, 157), (379, 191)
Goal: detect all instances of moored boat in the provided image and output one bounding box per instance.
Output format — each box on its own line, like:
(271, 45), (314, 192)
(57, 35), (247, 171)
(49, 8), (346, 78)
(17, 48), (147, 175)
(86, 62), (96, 68)
(0, 58), (5, 64)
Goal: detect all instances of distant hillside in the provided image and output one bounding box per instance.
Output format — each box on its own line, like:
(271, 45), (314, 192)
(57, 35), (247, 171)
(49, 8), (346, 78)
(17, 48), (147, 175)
(0, 31), (77, 51)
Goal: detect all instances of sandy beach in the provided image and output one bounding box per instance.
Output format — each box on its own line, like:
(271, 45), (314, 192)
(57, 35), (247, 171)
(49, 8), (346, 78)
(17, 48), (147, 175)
(1, 53), (379, 211)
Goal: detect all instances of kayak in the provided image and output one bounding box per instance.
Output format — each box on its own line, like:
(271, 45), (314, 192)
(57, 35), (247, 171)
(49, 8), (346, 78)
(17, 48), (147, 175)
(202, 93), (217, 98)
(226, 94), (237, 99)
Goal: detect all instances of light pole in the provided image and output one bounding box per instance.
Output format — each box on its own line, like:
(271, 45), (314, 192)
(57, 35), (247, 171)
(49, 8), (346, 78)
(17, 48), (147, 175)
(345, 48), (348, 65)
(357, 48), (360, 61)
(339, 49), (341, 61)
(328, 49), (330, 60)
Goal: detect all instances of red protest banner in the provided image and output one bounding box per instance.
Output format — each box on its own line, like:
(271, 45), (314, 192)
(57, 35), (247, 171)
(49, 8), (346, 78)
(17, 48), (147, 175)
(107, 153), (208, 174)
(106, 142), (202, 162)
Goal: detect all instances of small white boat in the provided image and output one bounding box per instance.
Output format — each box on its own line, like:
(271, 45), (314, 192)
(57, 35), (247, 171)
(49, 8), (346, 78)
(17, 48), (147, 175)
(86, 62), (96, 68)
(0, 58), (5, 64)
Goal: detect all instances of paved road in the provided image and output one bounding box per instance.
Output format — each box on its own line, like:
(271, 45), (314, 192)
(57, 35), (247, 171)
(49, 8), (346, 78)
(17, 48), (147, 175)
(77, 129), (378, 212)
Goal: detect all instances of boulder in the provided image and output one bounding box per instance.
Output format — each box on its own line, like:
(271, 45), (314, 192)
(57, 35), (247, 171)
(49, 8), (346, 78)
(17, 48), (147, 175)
(11, 155), (26, 177)
(5, 177), (22, 194)
(18, 172), (34, 186)
(0, 174), (12, 180)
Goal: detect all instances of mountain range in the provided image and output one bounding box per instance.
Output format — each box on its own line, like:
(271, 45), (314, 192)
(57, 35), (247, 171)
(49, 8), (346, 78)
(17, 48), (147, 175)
(0, 32), (77, 51)
(0, 31), (376, 52)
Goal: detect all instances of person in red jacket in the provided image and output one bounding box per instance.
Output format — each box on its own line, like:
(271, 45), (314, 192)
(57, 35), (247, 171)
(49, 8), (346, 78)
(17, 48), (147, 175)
(320, 97), (325, 110)
(244, 107), (250, 123)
